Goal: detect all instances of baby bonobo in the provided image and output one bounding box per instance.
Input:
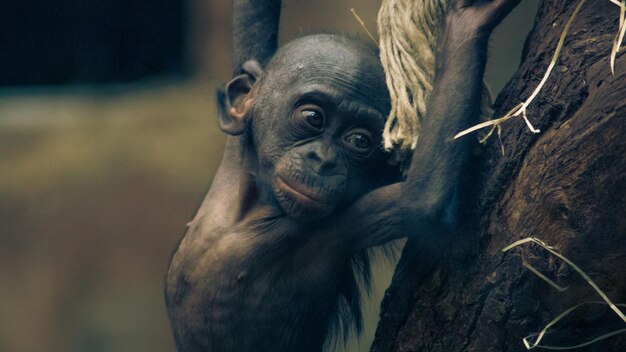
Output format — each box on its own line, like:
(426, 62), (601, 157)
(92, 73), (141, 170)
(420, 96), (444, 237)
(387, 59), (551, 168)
(166, 1), (520, 351)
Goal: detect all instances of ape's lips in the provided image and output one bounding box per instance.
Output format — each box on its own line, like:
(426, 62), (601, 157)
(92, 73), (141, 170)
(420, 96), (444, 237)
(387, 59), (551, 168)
(275, 175), (335, 211)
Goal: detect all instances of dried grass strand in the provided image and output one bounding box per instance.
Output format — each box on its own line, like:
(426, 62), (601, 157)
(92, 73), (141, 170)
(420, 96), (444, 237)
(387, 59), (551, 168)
(455, 0), (588, 140)
(610, 0), (626, 74)
(456, 0), (625, 143)
(521, 261), (568, 293)
(523, 302), (626, 350)
(502, 237), (626, 323)
(350, 8), (378, 45)
(503, 237), (626, 350)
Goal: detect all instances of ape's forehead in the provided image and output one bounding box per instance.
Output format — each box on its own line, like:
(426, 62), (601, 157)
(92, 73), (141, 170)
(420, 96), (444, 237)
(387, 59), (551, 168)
(265, 34), (390, 112)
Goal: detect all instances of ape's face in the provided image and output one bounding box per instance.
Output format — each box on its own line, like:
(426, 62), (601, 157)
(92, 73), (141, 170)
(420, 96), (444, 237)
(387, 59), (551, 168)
(248, 36), (397, 221)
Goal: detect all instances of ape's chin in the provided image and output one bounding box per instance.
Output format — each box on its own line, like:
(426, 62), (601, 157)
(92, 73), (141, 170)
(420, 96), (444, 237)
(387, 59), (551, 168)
(273, 176), (338, 221)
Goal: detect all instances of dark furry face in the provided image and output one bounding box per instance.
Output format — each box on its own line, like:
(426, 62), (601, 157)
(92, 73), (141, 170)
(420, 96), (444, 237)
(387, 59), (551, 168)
(247, 35), (398, 221)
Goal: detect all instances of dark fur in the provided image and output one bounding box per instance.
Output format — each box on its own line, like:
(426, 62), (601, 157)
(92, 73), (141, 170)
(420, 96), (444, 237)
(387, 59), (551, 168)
(165, 1), (520, 351)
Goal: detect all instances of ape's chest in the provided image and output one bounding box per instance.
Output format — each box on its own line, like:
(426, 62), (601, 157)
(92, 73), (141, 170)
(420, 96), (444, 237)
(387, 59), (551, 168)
(165, 227), (347, 351)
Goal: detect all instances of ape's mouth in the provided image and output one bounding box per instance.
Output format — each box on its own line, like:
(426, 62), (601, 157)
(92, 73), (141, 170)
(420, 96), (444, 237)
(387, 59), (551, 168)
(275, 175), (335, 212)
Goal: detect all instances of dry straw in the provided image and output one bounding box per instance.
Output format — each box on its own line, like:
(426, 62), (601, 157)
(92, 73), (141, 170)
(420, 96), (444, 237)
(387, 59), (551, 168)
(503, 237), (626, 349)
(455, 0), (626, 143)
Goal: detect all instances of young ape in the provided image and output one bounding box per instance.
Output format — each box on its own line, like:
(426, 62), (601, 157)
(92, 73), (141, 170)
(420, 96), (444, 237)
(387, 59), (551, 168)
(166, 1), (520, 351)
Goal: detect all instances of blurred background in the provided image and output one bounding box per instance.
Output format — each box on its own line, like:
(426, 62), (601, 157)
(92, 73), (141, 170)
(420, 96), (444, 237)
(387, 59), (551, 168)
(0, 1), (539, 351)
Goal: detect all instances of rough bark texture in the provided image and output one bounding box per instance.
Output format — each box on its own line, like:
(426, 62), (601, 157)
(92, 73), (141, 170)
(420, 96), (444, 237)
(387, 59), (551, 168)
(371, 1), (626, 351)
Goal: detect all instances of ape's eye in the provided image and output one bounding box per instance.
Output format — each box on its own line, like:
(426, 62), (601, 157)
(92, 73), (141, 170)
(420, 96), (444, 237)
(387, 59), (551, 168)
(302, 109), (324, 129)
(344, 132), (373, 152)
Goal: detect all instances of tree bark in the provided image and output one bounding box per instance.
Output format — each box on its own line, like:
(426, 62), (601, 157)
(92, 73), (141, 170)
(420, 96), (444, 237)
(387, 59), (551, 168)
(371, 1), (626, 351)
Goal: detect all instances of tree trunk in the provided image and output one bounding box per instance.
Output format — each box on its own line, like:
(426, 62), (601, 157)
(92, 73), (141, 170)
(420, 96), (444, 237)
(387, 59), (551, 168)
(371, 1), (626, 351)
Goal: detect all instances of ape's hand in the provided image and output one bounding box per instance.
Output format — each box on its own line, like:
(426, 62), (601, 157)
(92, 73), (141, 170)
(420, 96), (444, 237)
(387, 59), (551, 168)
(447, 0), (521, 37)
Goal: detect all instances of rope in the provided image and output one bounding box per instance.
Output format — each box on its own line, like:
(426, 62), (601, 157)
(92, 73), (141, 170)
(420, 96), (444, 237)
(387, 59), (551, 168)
(377, 0), (493, 154)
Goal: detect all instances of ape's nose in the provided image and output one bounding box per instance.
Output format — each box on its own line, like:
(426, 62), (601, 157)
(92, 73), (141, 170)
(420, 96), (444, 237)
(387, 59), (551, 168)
(305, 142), (338, 175)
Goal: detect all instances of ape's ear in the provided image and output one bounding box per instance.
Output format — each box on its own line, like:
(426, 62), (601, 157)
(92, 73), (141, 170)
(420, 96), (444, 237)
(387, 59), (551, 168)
(219, 60), (264, 135)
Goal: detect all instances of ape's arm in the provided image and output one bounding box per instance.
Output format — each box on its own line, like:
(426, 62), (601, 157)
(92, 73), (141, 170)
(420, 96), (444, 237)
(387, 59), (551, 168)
(232, 0), (281, 74)
(343, 0), (521, 248)
(218, 0), (281, 132)
(219, 0), (281, 135)
(204, 0), (281, 227)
